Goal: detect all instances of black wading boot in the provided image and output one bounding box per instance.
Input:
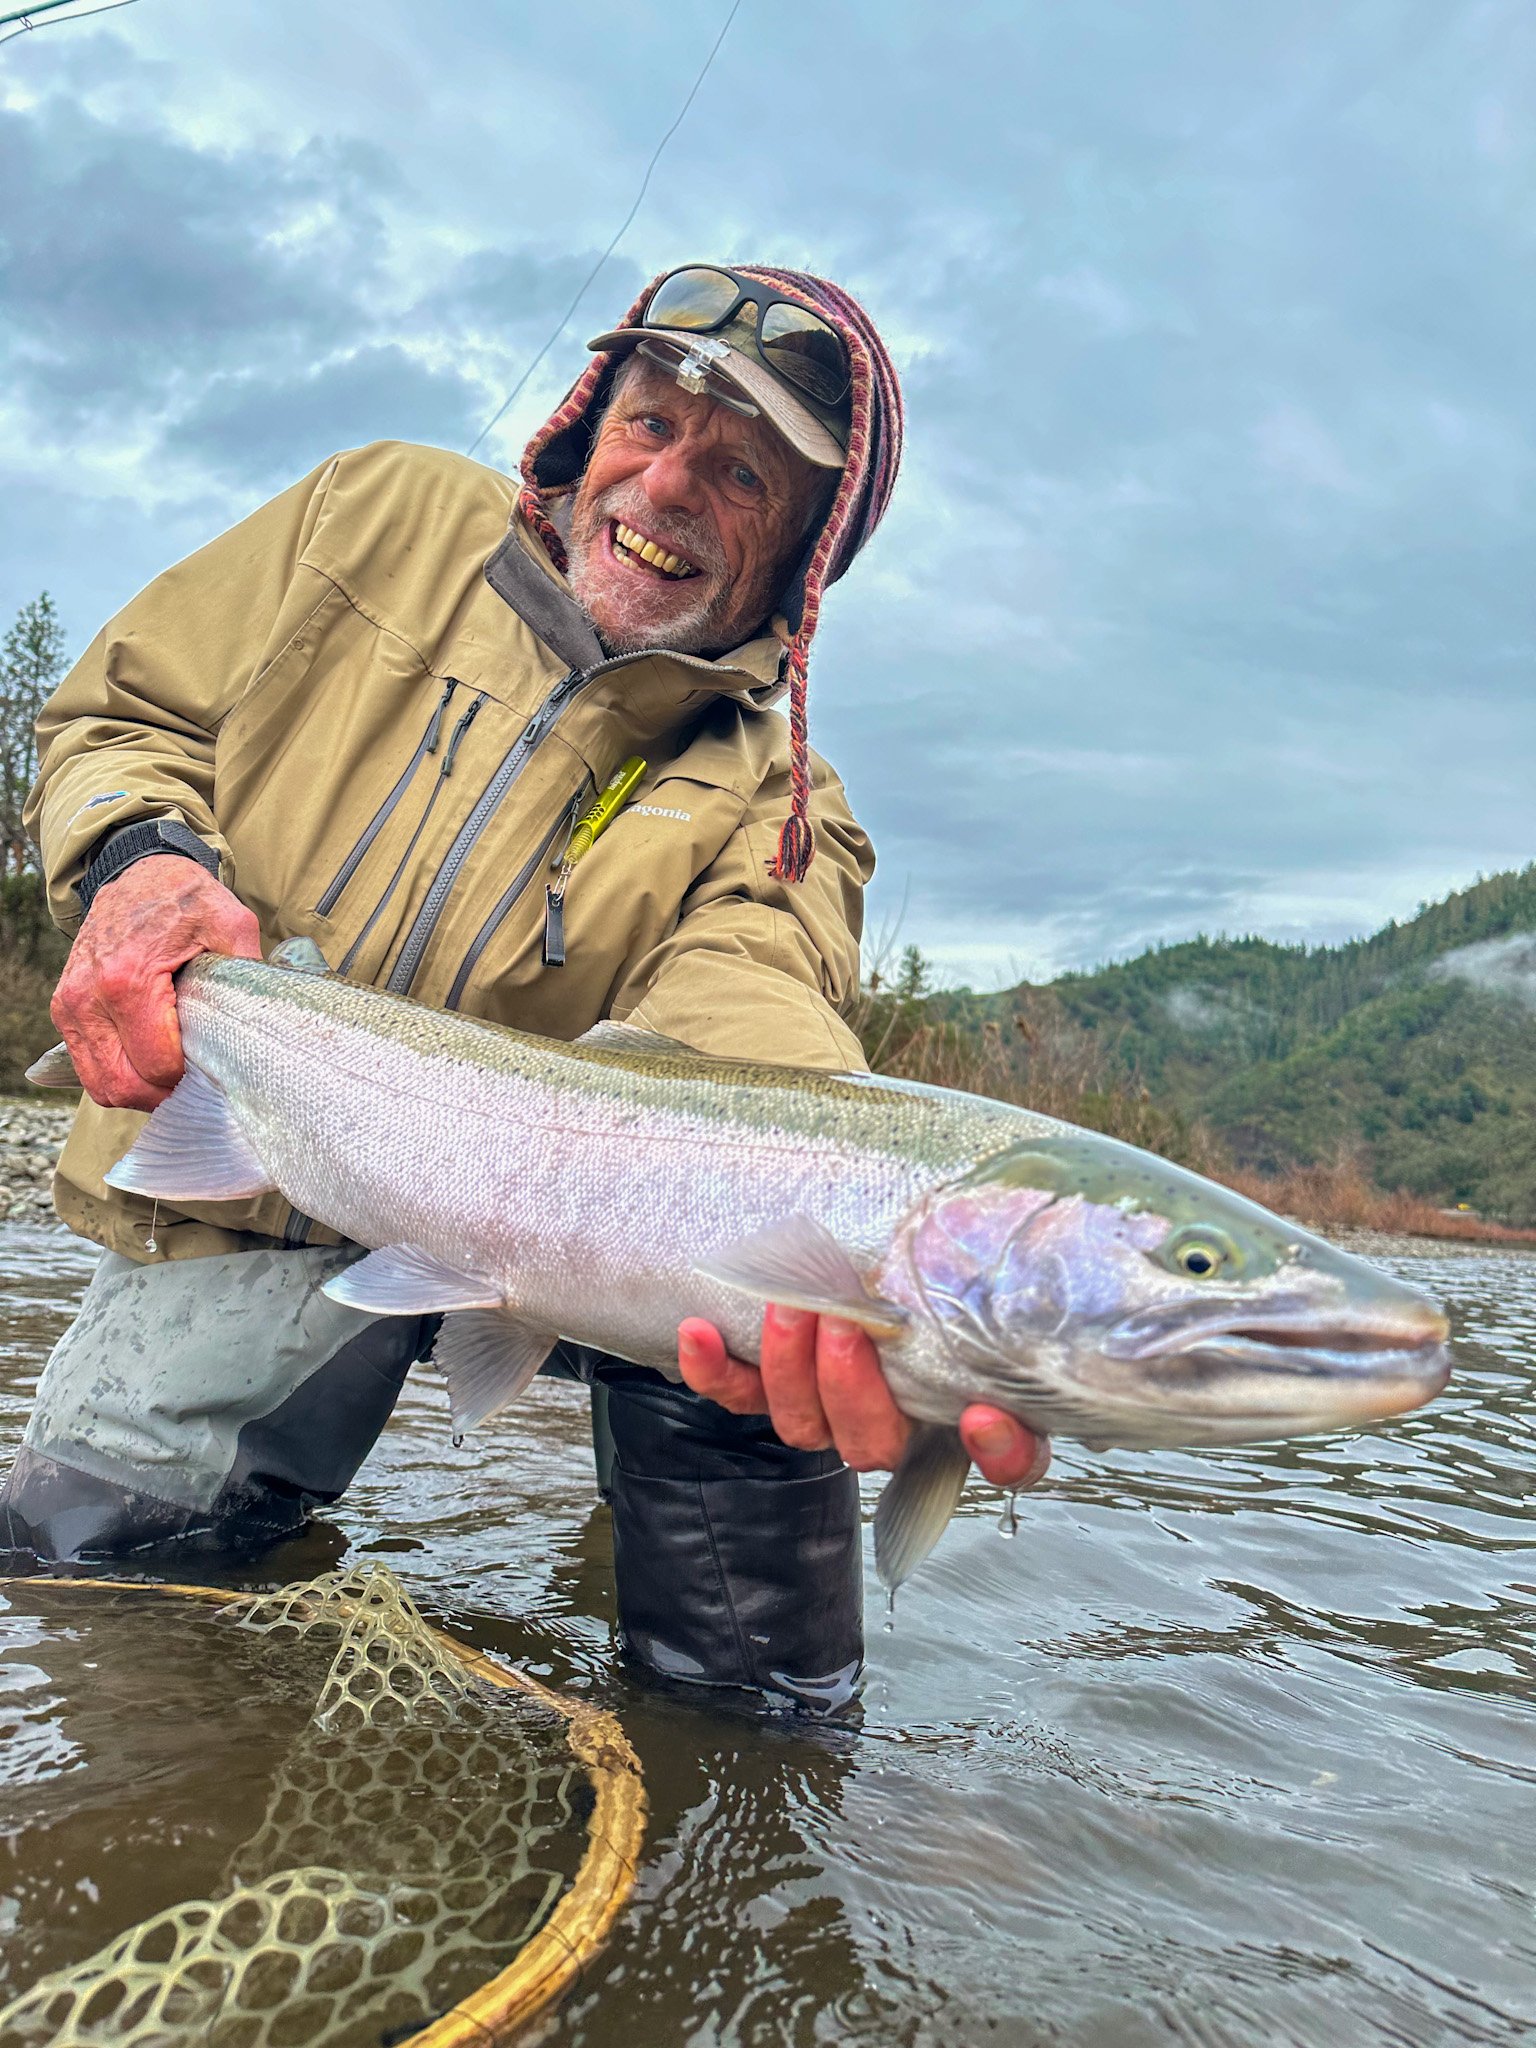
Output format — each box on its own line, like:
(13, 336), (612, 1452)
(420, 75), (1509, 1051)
(594, 1363), (865, 1713)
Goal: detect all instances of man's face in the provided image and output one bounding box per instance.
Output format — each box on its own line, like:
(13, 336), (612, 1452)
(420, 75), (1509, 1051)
(565, 355), (826, 656)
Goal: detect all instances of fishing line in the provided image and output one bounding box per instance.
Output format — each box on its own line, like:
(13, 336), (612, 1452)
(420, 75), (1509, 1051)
(0, 0), (140, 48)
(463, 0), (745, 460)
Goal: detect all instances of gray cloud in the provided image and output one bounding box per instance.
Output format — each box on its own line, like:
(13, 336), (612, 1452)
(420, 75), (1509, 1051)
(163, 347), (482, 489)
(0, 97), (392, 426)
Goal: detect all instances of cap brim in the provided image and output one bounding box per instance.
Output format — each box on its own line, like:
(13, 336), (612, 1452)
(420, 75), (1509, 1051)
(587, 328), (847, 470)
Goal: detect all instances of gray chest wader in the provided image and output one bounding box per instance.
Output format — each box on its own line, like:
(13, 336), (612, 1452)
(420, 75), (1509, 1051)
(0, 1248), (863, 1712)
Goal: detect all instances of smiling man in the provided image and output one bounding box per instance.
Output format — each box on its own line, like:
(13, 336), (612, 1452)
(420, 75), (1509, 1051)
(5, 263), (1041, 1710)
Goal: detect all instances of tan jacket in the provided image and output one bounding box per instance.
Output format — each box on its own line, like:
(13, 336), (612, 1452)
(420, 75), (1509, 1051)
(29, 440), (875, 1263)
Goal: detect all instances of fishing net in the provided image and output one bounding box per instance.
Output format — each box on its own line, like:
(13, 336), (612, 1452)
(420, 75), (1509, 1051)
(0, 1564), (645, 2046)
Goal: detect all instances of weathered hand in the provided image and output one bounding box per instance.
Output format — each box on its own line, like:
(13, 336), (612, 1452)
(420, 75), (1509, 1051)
(51, 854), (261, 1111)
(677, 1307), (1051, 1487)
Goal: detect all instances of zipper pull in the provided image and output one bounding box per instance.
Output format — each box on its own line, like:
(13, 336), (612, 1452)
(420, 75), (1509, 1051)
(424, 677), (458, 754)
(542, 870), (569, 966)
(441, 694), (485, 776)
(542, 786), (588, 968)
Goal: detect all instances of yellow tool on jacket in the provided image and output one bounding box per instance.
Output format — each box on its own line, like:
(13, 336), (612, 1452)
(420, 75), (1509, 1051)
(544, 756), (646, 966)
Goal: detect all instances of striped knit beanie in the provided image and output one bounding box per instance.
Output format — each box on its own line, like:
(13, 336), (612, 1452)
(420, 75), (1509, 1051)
(517, 265), (905, 883)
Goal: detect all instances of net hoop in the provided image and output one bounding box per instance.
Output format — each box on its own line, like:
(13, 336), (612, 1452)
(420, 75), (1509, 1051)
(0, 1573), (647, 2045)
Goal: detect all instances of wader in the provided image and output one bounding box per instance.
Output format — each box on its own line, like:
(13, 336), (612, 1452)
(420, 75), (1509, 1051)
(0, 1248), (864, 1712)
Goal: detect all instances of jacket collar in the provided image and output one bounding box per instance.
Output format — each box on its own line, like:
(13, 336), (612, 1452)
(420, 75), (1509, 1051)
(483, 519), (786, 705)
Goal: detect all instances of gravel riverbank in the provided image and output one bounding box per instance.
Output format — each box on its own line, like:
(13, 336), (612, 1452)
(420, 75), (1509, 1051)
(0, 1099), (74, 1227)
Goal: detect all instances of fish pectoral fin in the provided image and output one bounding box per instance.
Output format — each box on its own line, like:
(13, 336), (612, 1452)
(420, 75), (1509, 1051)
(323, 1244), (504, 1317)
(25, 1041), (80, 1089)
(433, 1312), (555, 1434)
(102, 1065), (276, 1201)
(267, 935), (332, 975)
(873, 1424), (973, 1591)
(693, 1215), (909, 1338)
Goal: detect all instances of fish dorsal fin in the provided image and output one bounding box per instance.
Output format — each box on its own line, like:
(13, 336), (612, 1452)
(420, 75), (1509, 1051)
(26, 1042), (80, 1089)
(323, 1244), (504, 1317)
(268, 936), (332, 975)
(873, 1424), (973, 1590)
(694, 1215), (909, 1339)
(574, 1019), (695, 1057)
(433, 1311), (556, 1435)
(102, 1065), (276, 1201)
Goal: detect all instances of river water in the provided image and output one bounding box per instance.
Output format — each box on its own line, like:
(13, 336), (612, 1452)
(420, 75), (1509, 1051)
(1, 1222), (1532, 2046)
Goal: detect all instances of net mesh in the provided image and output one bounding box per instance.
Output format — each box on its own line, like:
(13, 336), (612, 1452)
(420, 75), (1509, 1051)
(0, 1564), (622, 2048)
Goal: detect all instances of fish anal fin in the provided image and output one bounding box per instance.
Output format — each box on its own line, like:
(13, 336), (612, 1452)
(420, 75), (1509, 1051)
(694, 1214), (908, 1339)
(26, 1042), (80, 1089)
(433, 1312), (555, 1434)
(323, 1244), (504, 1317)
(873, 1424), (973, 1591)
(102, 1066), (276, 1201)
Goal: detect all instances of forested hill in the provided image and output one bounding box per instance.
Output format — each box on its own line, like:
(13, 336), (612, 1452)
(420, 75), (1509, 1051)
(990, 866), (1536, 1222)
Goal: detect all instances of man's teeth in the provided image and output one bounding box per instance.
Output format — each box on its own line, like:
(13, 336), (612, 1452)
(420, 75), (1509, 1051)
(613, 522), (696, 578)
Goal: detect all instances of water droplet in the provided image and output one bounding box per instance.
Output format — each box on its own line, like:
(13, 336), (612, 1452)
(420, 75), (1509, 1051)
(144, 1237), (157, 1254)
(450, 1431), (464, 1451)
(883, 1587), (897, 1634)
(997, 1490), (1019, 1538)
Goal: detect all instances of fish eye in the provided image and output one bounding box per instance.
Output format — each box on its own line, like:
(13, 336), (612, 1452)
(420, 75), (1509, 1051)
(1159, 1225), (1243, 1280)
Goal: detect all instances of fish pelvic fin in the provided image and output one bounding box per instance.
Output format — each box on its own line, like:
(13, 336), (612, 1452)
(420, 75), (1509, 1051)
(693, 1214), (909, 1339)
(102, 1065), (276, 1201)
(267, 935), (332, 975)
(434, 1312), (556, 1434)
(26, 1042), (80, 1089)
(323, 1244), (504, 1316)
(873, 1424), (973, 1591)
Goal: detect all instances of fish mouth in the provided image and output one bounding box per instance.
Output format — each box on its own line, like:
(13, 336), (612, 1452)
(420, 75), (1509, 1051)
(1102, 1294), (1453, 1417)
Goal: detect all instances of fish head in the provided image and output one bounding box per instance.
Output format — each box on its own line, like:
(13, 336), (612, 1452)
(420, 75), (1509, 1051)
(884, 1134), (1452, 1449)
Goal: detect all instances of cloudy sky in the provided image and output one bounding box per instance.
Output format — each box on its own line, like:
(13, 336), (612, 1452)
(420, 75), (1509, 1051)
(2, 0), (1532, 984)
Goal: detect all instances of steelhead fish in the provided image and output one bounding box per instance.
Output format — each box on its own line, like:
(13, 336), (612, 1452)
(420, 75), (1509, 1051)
(30, 942), (1452, 1588)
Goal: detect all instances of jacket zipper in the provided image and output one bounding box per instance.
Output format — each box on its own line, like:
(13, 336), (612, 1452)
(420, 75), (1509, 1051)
(387, 659), (617, 995)
(445, 786), (587, 1010)
(388, 643), (736, 1000)
(337, 693), (486, 977)
(315, 677), (459, 917)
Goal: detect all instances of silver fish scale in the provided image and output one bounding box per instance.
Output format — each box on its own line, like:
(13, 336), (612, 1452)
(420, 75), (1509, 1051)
(174, 959), (1067, 1378)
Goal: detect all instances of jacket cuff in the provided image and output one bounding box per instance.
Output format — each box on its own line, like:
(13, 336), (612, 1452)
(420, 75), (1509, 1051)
(78, 818), (222, 917)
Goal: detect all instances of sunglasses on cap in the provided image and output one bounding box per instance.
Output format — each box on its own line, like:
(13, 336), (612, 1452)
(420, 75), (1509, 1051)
(640, 266), (852, 410)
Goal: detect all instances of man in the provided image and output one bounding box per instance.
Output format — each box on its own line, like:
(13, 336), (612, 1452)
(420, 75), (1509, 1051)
(4, 263), (1042, 1707)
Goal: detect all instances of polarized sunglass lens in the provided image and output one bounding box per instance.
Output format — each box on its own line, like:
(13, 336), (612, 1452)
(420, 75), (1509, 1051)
(760, 304), (849, 404)
(645, 267), (740, 333)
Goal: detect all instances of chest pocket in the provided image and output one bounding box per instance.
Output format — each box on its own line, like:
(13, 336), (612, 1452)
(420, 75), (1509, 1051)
(543, 770), (748, 962)
(448, 768), (748, 1025)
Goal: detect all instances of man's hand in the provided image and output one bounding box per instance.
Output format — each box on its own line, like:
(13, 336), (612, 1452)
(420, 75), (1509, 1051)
(51, 855), (261, 1111)
(677, 1307), (1050, 1488)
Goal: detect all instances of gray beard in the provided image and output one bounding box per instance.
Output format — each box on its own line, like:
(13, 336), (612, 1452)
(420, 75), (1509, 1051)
(552, 496), (764, 658)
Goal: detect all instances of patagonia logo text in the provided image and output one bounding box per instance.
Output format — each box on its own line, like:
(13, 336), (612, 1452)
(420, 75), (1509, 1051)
(629, 804), (692, 823)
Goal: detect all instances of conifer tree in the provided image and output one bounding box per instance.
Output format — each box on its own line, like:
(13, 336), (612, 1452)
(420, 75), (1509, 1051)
(0, 592), (68, 875)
